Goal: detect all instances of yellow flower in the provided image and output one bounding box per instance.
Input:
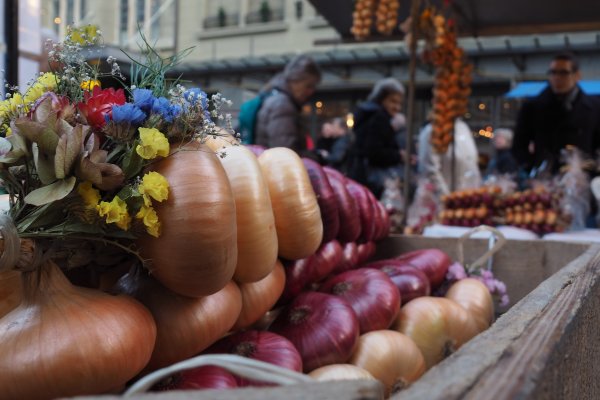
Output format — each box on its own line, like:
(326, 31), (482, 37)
(138, 171), (169, 203)
(96, 196), (131, 230)
(77, 181), (101, 207)
(136, 204), (161, 237)
(136, 127), (170, 159)
(8, 93), (25, 113)
(24, 73), (58, 104)
(0, 100), (10, 120)
(80, 79), (101, 91)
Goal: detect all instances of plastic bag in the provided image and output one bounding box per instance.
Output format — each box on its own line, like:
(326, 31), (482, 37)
(558, 148), (590, 231)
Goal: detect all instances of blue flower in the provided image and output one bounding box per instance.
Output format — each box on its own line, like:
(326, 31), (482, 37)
(132, 89), (155, 113)
(184, 88), (208, 109)
(152, 97), (182, 123)
(109, 103), (147, 125)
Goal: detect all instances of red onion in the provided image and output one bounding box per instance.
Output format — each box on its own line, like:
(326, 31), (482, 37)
(333, 241), (360, 274)
(151, 365), (237, 391)
(395, 249), (451, 289)
(356, 242), (377, 265)
(363, 260), (431, 304)
(303, 158), (340, 244)
(374, 201), (391, 240)
(204, 330), (302, 386)
(345, 181), (376, 243)
(319, 268), (400, 333)
(323, 167), (361, 243)
(269, 292), (359, 372)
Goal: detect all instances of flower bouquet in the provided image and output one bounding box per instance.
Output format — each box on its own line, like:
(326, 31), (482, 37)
(0, 26), (236, 278)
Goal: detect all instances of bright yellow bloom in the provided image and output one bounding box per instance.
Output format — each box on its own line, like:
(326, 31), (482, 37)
(80, 79), (101, 91)
(96, 196), (131, 230)
(77, 181), (101, 207)
(136, 204), (161, 237)
(24, 73), (58, 104)
(8, 93), (25, 113)
(138, 171), (169, 204)
(136, 128), (170, 159)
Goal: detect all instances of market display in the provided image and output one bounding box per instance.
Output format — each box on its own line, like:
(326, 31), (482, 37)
(0, 28), (508, 399)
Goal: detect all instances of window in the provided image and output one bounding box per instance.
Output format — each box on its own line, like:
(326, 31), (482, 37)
(52, 0), (60, 34)
(120, 0), (129, 44)
(246, 0), (284, 24)
(203, 0), (240, 29)
(66, 0), (74, 24)
(137, 0), (146, 23)
(80, 0), (87, 20)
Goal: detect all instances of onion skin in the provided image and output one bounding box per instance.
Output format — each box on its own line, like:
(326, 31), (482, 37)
(203, 128), (238, 152)
(395, 249), (452, 289)
(445, 278), (494, 332)
(116, 269), (242, 371)
(258, 148), (323, 260)
(332, 241), (359, 274)
(233, 260), (286, 330)
(319, 268), (400, 333)
(323, 167), (361, 243)
(218, 145), (278, 283)
(374, 200), (391, 240)
(270, 292), (360, 372)
(245, 144), (267, 157)
(152, 366), (238, 391)
(356, 241), (377, 265)
(308, 364), (376, 382)
(349, 330), (425, 395)
(0, 262), (156, 400)
(363, 260), (431, 304)
(138, 141), (238, 297)
(205, 330), (303, 386)
(393, 296), (479, 369)
(0, 270), (21, 318)
(345, 180), (377, 243)
(302, 158), (340, 244)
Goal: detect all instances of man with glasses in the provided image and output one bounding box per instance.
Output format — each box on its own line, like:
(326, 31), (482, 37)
(512, 52), (600, 174)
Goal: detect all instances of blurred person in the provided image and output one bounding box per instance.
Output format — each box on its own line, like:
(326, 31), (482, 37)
(418, 117), (481, 196)
(512, 52), (600, 175)
(348, 77), (407, 198)
(316, 117), (353, 173)
(486, 128), (519, 176)
(254, 54), (321, 158)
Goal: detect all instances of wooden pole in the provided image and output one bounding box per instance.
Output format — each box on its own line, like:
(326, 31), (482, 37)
(402, 0), (422, 226)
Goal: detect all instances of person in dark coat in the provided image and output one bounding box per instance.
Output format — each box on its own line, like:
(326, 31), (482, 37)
(348, 77), (405, 198)
(255, 55), (321, 157)
(512, 52), (600, 175)
(486, 128), (519, 176)
(316, 118), (353, 173)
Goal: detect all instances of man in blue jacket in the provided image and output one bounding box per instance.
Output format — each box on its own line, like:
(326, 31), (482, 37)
(512, 52), (600, 174)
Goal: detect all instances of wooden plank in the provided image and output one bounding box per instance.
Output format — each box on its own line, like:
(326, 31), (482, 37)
(389, 243), (600, 400)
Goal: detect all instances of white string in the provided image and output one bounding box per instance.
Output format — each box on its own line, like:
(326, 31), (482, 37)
(124, 354), (314, 395)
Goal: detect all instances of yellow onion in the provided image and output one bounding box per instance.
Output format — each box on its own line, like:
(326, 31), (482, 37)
(0, 261), (156, 399)
(445, 278), (494, 332)
(349, 330), (425, 395)
(308, 364), (376, 382)
(393, 296), (479, 369)
(137, 141), (238, 297)
(203, 128), (238, 152)
(258, 147), (323, 260)
(116, 268), (242, 371)
(218, 145), (278, 283)
(233, 260), (285, 330)
(0, 270), (21, 318)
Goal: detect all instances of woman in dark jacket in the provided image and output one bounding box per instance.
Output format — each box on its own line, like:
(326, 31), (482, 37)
(255, 55), (321, 156)
(349, 77), (405, 198)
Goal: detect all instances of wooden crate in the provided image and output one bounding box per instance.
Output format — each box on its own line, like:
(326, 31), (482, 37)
(72, 235), (600, 400)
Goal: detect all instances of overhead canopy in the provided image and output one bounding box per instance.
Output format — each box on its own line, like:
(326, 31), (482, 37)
(505, 80), (600, 98)
(308, 0), (600, 41)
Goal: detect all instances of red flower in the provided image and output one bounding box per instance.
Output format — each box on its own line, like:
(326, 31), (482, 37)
(78, 86), (126, 130)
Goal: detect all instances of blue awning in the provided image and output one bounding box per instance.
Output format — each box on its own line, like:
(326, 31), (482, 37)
(505, 80), (600, 98)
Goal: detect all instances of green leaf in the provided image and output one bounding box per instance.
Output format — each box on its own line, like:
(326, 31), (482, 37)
(117, 185), (144, 211)
(32, 143), (57, 185)
(122, 146), (145, 179)
(24, 176), (77, 206)
(55, 124), (84, 179)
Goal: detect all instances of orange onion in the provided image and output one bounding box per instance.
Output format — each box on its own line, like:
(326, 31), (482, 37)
(393, 296), (479, 369)
(258, 147), (323, 260)
(308, 364), (376, 382)
(203, 128), (239, 152)
(0, 270), (21, 317)
(217, 145), (278, 283)
(445, 278), (494, 332)
(0, 261), (156, 399)
(115, 268), (242, 371)
(233, 260), (285, 330)
(137, 141), (237, 297)
(349, 330), (425, 395)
